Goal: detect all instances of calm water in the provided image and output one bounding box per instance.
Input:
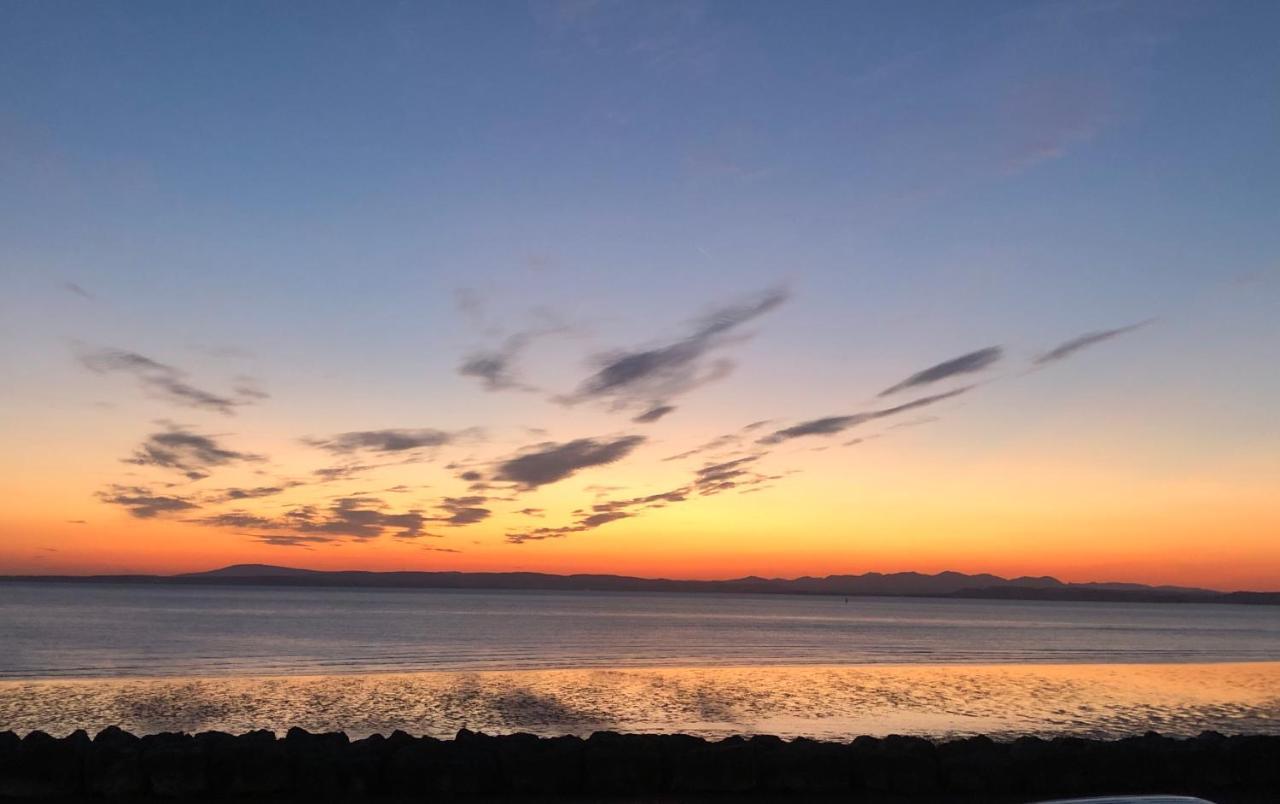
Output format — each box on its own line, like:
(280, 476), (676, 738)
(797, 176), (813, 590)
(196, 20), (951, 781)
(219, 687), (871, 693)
(3, 581), (1279, 679)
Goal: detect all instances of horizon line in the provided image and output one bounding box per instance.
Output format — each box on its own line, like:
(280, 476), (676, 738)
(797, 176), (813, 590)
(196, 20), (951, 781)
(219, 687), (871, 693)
(4, 562), (1276, 595)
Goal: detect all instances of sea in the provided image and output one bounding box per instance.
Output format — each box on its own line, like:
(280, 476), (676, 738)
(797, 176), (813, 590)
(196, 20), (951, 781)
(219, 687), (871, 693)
(2, 581), (1278, 739)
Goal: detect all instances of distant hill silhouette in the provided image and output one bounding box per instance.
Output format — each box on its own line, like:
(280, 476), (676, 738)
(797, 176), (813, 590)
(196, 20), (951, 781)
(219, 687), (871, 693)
(4, 564), (1276, 605)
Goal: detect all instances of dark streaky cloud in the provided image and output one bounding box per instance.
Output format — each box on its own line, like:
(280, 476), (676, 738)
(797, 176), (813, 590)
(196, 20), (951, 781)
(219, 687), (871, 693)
(495, 436), (646, 490)
(458, 332), (539, 392)
(253, 535), (337, 548)
(217, 485), (289, 501)
(1034, 321), (1149, 365)
(562, 287), (787, 410)
(760, 386), (973, 444)
(879, 347), (1002, 396)
(506, 454), (776, 544)
(98, 485), (199, 518)
(632, 404), (676, 423)
(435, 496), (491, 526)
(80, 348), (265, 415)
(196, 497), (429, 540)
(64, 281), (94, 299)
(304, 428), (462, 455)
(126, 425), (264, 478)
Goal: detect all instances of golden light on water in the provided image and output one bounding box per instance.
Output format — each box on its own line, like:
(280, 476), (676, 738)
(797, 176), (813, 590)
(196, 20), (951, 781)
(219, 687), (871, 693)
(4, 663), (1277, 740)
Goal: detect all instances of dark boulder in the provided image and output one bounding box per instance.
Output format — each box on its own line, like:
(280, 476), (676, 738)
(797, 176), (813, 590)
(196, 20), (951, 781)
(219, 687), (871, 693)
(1187, 730), (1235, 789)
(851, 734), (940, 794)
(343, 733), (390, 795)
(86, 726), (144, 797)
(495, 732), (584, 794)
(753, 735), (850, 793)
(1225, 734), (1280, 789)
(283, 727), (350, 796)
(938, 734), (1012, 793)
(140, 732), (205, 797)
(385, 730), (501, 795)
(0, 730), (87, 798)
(192, 731), (237, 794)
(669, 735), (757, 793)
(1008, 735), (1097, 796)
(385, 734), (444, 795)
(229, 729), (288, 794)
(582, 731), (664, 794)
(0, 732), (18, 786)
(437, 728), (502, 794)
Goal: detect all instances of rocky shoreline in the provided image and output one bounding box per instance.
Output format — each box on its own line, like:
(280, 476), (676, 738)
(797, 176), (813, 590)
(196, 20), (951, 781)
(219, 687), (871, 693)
(1, 727), (1278, 801)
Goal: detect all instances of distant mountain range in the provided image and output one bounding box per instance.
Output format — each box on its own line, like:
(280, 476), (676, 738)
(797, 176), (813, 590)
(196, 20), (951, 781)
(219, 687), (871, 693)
(4, 564), (1277, 605)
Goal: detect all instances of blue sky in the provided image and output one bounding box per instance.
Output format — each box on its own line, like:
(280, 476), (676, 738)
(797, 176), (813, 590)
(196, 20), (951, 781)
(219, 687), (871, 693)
(2, 1), (1278, 584)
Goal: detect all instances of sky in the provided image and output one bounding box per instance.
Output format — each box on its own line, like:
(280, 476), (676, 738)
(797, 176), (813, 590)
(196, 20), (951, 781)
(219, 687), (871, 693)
(1, 1), (1278, 589)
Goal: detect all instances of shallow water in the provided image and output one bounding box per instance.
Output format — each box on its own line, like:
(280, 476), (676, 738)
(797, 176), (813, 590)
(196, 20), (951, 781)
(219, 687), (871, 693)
(3, 582), (1279, 678)
(3, 663), (1278, 740)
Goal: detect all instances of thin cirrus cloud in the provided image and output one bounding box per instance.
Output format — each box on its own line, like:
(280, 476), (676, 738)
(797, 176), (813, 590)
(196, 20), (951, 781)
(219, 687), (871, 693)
(196, 497), (431, 541)
(456, 326), (565, 393)
(506, 455), (776, 544)
(79, 348), (266, 415)
(759, 386), (975, 444)
(559, 287), (788, 412)
(125, 424), (265, 481)
(97, 485), (200, 519)
(878, 347), (1002, 397)
(213, 485), (294, 502)
(455, 299), (571, 394)
(662, 420), (769, 462)
(457, 345), (529, 392)
(632, 404), (676, 424)
(1034, 321), (1149, 366)
(63, 281), (94, 300)
(303, 428), (477, 455)
(253, 535), (337, 548)
(494, 435), (647, 491)
(457, 332), (535, 393)
(434, 496), (491, 526)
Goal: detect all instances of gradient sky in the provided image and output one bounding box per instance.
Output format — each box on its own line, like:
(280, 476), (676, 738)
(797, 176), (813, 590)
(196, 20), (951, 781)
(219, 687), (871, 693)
(2, 1), (1278, 589)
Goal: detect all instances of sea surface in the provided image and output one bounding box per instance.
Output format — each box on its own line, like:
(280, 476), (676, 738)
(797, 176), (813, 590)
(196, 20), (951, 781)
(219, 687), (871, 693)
(3, 581), (1279, 678)
(3, 582), (1279, 740)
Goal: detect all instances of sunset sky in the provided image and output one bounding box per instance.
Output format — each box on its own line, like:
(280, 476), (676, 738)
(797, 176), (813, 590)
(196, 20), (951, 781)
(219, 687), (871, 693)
(2, 1), (1278, 589)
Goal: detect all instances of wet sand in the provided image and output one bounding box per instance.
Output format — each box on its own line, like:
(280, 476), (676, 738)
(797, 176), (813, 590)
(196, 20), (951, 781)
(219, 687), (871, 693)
(2, 662), (1277, 740)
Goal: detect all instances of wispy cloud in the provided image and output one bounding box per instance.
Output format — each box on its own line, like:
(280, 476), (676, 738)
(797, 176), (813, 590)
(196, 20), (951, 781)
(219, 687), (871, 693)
(632, 404), (676, 423)
(304, 428), (476, 455)
(560, 287), (788, 411)
(458, 335), (537, 392)
(458, 318), (571, 393)
(1034, 321), (1149, 366)
(79, 348), (266, 415)
(879, 347), (1001, 397)
(662, 421), (764, 462)
(494, 435), (646, 490)
(507, 454), (776, 544)
(312, 462), (373, 482)
(760, 386), (974, 444)
(252, 534), (338, 548)
(454, 293), (572, 393)
(125, 424), (265, 481)
(211, 484), (296, 503)
(434, 496), (491, 526)
(197, 496), (429, 540)
(98, 485), (199, 518)
(63, 281), (94, 300)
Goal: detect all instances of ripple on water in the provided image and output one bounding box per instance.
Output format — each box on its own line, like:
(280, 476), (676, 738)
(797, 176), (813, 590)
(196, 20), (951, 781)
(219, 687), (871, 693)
(1, 662), (1278, 740)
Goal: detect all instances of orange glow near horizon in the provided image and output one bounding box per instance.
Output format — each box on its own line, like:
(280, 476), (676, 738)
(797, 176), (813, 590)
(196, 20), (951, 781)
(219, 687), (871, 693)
(5, 438), (1278, 591)
(4, 0), (1280, 609)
